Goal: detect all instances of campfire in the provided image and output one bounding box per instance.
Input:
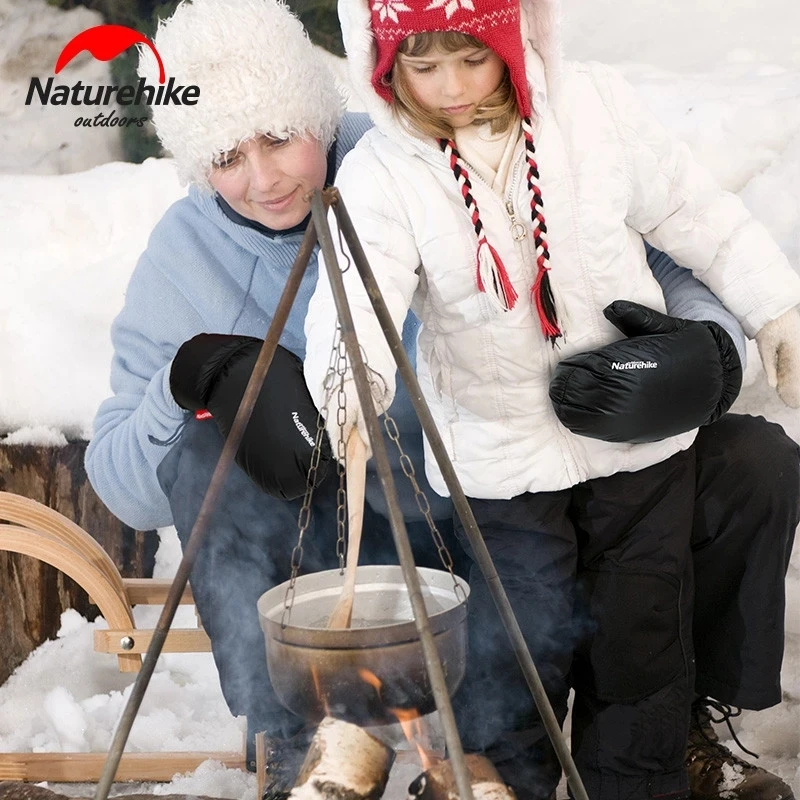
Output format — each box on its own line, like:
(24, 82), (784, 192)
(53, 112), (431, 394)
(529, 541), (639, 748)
(254, 560), (519, 798)
(262, 668), (515, 800)
(280, 716), (517, 800)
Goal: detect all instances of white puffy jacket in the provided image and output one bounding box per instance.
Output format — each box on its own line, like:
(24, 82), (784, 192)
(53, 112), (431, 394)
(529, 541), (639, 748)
(305, 0), (800, 500)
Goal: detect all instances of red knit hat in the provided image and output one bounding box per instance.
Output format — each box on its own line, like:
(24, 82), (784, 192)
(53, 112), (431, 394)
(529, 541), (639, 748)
(371, 0), (531, 118)
(370, 0), (561, 342)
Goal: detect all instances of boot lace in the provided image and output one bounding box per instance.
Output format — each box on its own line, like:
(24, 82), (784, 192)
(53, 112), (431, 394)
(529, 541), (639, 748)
(695, 697), (760, 761)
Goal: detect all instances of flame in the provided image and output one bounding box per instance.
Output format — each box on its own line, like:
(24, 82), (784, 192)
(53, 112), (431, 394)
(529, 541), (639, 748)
(358, 669), (436, 770)
(389, 705), (435, 770)
(310, 665), (331, 717)
(358, 668), (382, 692)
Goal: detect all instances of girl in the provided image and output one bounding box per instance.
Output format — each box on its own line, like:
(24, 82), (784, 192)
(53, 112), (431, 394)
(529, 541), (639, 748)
(303, 0), (800, 798)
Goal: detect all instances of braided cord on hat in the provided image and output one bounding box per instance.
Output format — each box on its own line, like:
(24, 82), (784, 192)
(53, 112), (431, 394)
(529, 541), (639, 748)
(440, 137), (519, 311)
(522, 117), (561, 343)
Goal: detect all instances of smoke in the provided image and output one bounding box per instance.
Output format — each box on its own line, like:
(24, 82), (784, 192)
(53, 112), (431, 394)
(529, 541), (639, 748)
(154, 417), (467, 753)
(155, 414), (592, 790)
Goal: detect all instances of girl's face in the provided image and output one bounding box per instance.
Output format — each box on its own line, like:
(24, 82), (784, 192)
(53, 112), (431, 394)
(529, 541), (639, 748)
(209, 134), (328, 230)
(395, 44), (505, 130)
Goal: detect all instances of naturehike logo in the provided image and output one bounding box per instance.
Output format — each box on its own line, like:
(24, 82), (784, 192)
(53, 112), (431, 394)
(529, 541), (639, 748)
(24, 24), (199, 129)
(611, 361), (658, 370)
(292, 412), (316, 448)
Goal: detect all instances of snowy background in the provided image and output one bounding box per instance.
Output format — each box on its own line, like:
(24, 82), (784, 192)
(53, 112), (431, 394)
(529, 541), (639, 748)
(0, 0), (799, 797)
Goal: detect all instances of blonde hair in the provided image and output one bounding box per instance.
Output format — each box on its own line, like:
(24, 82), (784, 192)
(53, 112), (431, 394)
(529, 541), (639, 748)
(388, 32), (518, 140)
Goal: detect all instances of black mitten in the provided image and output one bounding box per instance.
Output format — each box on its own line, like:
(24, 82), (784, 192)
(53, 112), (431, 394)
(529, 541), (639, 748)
(548, 301), (742, 443)
(170, 334), (330, 498)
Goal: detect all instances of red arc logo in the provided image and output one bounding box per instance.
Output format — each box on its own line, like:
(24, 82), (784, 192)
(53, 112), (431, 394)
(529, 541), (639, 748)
(54, 24), (165, 84)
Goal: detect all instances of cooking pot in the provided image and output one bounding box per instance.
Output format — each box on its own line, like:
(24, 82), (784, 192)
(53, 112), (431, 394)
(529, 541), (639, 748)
(258, 565), (469, 725)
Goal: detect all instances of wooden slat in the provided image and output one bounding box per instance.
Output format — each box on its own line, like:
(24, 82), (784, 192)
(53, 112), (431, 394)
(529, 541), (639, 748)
(0, 751), (245, 782)
(122, 578), (195, 606)
(255, 731), (267, 799)
(94, 628), (211, 655)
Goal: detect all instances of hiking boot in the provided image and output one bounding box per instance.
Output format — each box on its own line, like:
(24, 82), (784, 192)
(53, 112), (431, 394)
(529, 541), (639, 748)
(686, 698), (795, 800)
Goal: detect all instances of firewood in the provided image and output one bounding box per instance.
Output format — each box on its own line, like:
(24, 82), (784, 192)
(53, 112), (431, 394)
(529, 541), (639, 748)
(289, 717), (394, 800)
(407, 754), (517, 800)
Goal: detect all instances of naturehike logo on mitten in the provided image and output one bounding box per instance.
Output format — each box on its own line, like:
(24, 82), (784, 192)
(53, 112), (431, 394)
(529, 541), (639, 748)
(24, 24), (199, 129)
(292, 412), (316, 448)
(611, 361), (658, 370)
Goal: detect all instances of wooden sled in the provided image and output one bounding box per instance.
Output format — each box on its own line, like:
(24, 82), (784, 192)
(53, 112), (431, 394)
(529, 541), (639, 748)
(0, 492), (246, 781)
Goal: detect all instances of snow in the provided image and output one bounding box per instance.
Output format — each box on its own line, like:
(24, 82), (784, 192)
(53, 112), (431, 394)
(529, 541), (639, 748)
(0, 0), (799, 797)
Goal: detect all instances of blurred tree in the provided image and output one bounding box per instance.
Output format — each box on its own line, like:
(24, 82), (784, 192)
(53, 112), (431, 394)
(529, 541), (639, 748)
(46, 0), (343, 162)
(287, 0), (344, 56)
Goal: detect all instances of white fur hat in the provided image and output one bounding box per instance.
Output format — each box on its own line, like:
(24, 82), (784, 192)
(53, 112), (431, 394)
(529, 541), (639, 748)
(139, 0), (344, 189)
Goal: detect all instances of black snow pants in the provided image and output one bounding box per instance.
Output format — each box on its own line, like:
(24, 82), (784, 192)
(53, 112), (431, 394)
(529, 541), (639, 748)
(154, 412), (797, 776)
(690, 414), (799, 709)
(453, 448), (698, 800)
(155, 417), (466, 769)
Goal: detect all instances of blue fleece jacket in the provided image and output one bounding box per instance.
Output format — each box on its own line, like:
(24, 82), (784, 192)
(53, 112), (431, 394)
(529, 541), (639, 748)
(85, 112), (746, 531)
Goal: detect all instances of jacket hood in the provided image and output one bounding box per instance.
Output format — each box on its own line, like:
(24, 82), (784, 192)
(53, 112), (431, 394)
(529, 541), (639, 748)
(338, 0), (563, 139)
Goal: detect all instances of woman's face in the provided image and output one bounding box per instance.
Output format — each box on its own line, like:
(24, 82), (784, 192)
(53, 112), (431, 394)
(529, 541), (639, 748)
(209, 134), (328, 230)
(396, 44), (506, 129)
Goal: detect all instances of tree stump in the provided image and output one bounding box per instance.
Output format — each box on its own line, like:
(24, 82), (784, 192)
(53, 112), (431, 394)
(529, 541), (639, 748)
(0, 440), (157, 685)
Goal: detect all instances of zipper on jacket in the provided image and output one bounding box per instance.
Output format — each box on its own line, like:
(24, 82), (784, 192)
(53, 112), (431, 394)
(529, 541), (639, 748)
(414, 132), (527, 242)
(505, 199), (529, 242)
(414, 132), (586, 488)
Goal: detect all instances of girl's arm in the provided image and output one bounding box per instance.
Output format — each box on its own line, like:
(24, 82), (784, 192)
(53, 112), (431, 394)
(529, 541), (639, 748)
(85, 250), (204, 530)
(647, 243), (746, 366)
(304, 149), (422, 446)
(596, 64), (800, 337)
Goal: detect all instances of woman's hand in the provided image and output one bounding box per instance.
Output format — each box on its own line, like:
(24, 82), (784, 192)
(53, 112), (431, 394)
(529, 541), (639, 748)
(170, 334), (331, 498)
(755, 308), (800, 408)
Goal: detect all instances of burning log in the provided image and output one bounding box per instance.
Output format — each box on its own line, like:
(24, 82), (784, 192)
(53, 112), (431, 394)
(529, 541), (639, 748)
(408, 754), (517, 800)
(289, 717), (394, 800)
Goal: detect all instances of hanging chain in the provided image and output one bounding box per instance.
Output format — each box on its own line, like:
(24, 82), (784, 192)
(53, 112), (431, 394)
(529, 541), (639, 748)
(281, 327), (343, 628)
(334, 329), (349, 573)
(361, 365), (466, 603)
(281, 404), (329, 628)
(283, 215), (465, 624)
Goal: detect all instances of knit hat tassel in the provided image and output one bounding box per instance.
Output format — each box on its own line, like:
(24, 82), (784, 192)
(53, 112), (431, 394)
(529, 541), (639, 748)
(532, 263), (561, 343)
(477, 237), (518, 311)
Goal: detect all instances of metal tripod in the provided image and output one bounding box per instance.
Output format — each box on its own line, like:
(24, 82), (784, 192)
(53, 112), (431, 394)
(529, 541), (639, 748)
(94, 188), (589, 800)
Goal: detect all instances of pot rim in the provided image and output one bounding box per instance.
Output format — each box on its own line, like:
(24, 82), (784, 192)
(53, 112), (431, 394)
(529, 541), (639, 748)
(257, 565), (469, 649)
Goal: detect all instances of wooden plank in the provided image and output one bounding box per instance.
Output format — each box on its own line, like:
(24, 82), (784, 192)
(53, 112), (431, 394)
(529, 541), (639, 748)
(0, 751), (245, 782)
(255, 731), (267, 800)
(122, 579), (195, 606)
(94, 628), (211, 655)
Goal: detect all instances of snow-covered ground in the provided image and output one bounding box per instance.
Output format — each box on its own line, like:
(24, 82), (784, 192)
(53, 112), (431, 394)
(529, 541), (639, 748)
(0, 0), (799, 797)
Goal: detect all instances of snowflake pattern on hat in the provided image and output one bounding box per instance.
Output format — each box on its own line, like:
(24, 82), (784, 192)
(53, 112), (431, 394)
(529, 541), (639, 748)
(370, 0), (529, 117)
(372, 0), (412, 23)
(425, 0), (475, 19)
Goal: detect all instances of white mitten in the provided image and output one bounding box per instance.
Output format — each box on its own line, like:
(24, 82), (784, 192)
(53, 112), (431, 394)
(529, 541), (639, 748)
(323, 379), (373, 462)
(755, 308), (800, 408)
